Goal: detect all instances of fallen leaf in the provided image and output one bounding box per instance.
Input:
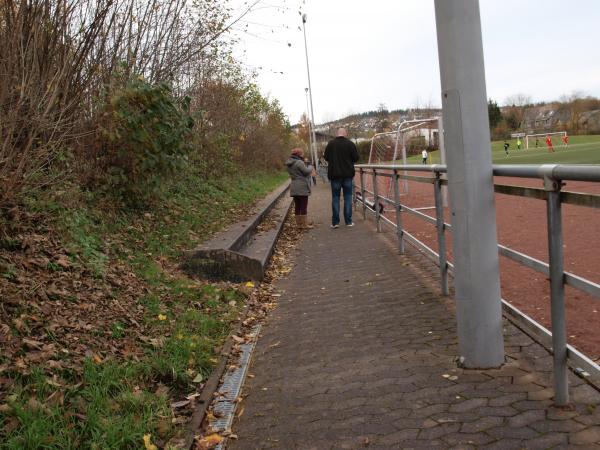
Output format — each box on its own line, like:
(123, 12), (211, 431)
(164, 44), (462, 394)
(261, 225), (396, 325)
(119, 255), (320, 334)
(196, 433), (223, 449)
(12, 317), (27, 332)
(245, 281), (255, 288)
(0, 404), (11, 413)
(22, 338), (44, 350)
(186, 392), (201, 400)
(157, 314), (167, 321)
(236, 406), (245, 418)
(56, 255), (70, 268)
(192, 373), (204, 383)
(3, 417), (19, 433)
(171, 400), (190, 409)
(143, 434), (158, 450)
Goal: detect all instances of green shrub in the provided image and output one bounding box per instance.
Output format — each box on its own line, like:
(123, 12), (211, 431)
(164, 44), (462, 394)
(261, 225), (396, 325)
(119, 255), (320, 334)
(99, 77), (194, 204)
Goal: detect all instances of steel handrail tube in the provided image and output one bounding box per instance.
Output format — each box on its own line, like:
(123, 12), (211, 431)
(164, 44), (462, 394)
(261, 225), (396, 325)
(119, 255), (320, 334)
(400, 203), (438, 226)
(357, 163), (600, 182)
(357, 164), (446, 173)
(356, 161), (600, 401)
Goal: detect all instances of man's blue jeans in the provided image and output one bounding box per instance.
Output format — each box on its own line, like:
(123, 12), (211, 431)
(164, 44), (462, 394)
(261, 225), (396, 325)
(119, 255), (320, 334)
(330, 177), (354, 225)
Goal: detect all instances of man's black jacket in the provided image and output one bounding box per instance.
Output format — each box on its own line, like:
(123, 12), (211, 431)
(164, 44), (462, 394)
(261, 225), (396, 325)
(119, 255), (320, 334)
(323, 136), (359, 179)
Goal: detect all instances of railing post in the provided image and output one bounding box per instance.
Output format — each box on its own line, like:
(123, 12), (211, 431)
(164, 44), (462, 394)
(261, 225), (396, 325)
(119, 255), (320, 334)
(360, 168), (366, 220)
(544, 173), (569, 406)
(372, 169), (381, 232)
(434, 172), (449, 296)
(392, 170), (404, 254)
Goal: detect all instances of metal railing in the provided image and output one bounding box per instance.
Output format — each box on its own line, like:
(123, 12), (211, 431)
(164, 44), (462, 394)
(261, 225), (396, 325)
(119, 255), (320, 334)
(356, 163), (600, 405)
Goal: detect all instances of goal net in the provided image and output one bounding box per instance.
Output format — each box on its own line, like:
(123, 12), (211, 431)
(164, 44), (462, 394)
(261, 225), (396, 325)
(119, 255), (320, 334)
(360, 119), (444, 212)
(362, 132), (398, 208)
(368, 132), (397, 164)
(525, 131), (567, 149)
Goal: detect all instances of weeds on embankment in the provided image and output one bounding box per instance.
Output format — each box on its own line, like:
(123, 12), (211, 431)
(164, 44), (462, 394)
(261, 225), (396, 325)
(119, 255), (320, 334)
(0, 170), (287, 449)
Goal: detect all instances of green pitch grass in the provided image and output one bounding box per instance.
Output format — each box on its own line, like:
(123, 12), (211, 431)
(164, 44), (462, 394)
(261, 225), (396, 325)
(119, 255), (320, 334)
(404, 135), (600, 165)
(490, 135), (600, 164)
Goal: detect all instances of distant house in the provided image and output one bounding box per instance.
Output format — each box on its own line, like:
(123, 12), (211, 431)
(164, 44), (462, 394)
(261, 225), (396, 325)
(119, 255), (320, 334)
(521, 105), (568, 133)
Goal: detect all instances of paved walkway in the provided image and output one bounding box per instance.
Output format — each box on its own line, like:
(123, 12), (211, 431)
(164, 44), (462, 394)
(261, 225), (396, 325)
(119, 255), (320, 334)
(229, 183), (600, 449)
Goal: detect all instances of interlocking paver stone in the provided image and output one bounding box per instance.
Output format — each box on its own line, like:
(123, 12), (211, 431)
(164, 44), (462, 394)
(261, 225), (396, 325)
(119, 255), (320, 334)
(522, 432), (567, 449)
(507, 409), (546, 427)
(443, 431), (495, 446)
(228, 184), (600, 449)
(448, 398), (488, 413)
(570, 426), (600, 444)
(486, 425), (539, 439)
(460, 416), (504, 433)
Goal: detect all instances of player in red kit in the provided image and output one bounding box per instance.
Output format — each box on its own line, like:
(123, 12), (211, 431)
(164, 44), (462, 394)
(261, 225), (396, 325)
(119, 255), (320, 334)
(545, 135), (554, 153)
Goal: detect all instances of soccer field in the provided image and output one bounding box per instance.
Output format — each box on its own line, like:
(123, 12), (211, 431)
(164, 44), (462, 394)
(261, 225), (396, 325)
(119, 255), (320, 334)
(405, 134), (600, 165)
(490, 134), (600, 164)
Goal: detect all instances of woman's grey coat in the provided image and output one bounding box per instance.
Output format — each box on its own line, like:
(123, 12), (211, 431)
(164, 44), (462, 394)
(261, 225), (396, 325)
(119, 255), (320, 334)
(286, 157), (312, 196)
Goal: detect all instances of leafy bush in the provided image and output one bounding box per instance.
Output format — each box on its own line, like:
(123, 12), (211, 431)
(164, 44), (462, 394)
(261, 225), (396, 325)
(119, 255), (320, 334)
(98, 77), (193, 204)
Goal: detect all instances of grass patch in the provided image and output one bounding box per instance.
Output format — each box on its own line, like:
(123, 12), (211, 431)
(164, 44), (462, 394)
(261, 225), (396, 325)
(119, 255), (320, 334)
(0, 169), (286, 448)
(61, 210), (109, 278)
(489, 134), (600, 164)
(2, 363), (170, 450)
(403, 134), (600, 165)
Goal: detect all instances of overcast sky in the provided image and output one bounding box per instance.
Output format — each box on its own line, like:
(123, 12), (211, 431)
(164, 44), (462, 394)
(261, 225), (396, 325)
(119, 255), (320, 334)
(230, 0), (600, 124)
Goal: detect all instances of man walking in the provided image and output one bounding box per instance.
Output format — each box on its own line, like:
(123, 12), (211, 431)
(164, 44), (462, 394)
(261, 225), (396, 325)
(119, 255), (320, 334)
(324, 128), (359, 228)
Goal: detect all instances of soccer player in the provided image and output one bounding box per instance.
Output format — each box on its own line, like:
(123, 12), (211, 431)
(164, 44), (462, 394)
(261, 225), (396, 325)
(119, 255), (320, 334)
(517, 138), (522, 150)
(535, 138), (539, 148)
(503, 141), (510, 156)
(561, 134), (569, 147)
(421, 149), (428, 164)
(545, 134), (554, 153)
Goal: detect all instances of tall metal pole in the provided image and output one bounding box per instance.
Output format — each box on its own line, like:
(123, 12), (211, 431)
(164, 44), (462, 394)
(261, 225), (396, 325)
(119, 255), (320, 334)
(434, 0), (505, 368)
(305, 88), (315, 165)
(302, 14), (319, 171)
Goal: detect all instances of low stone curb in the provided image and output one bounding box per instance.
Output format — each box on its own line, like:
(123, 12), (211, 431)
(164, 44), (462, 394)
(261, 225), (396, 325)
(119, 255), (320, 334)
(183, 181), (291, 281)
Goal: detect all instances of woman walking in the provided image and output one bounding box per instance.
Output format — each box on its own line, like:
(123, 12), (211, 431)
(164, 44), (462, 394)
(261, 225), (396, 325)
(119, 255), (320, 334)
(286, 148), (314, 229)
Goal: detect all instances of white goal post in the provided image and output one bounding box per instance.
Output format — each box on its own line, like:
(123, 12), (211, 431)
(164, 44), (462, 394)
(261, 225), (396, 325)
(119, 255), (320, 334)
(525, 131), (567, 149)
(367, 117), (447, 204)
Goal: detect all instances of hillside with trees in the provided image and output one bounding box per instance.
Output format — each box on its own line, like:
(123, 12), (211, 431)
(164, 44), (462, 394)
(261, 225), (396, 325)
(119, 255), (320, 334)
(490, 93), (600, 140)
(297, 93), (600, 147)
